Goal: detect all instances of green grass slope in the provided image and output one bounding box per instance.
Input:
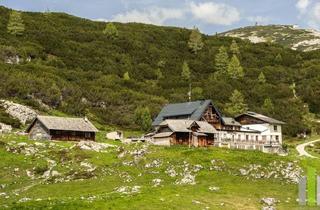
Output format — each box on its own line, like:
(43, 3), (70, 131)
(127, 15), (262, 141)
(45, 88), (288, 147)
(0, 134), (320, 210)
(1, 7), (320, 135)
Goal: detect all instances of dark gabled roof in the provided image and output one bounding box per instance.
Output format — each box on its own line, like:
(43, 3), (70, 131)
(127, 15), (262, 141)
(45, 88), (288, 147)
(235, 112), (285, 125)
(152, 100), (223, 126)
(26, 115), (98, 133)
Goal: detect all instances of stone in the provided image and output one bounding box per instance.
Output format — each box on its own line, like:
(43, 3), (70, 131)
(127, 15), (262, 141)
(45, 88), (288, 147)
(176, 172), (196, 185)
(261, 197), (277, 206)
(0, 122), (12, 133)
(209, 186), (220, 192)
(0, 100), (37, 125)
(75, 141), (115, 152)
(152, 178), (162, 187)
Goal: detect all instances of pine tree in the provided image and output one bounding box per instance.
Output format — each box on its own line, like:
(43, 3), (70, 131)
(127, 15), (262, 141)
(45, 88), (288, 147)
(262, 98), (274, 115)
(225, 89), (248, 116)
(227, 55), (244, 79)
(188, 27), (204, 54)
(275, 53), (282, 64)
(123, 72), (130, 81)
(7, 11), (25, 36)
(181, 61), (191, 81)
(230, 40), (240, 55)
(215, 46), (229, 73)
(258, 72), (266, 84)
(155, 68), (163, 80)
(103, 23), (118, 38)
(134, 107), (152, 131)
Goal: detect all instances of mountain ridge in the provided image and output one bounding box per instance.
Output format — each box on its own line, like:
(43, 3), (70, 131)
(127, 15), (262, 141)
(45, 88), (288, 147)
(220, 24), (320, 52)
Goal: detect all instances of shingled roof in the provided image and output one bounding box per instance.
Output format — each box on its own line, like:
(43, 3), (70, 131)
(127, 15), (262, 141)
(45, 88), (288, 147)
(27, 116), (98, 133)
(158, 119), (217, 134)
(236, 112), (285, 125)
(152, 100), (223, 126)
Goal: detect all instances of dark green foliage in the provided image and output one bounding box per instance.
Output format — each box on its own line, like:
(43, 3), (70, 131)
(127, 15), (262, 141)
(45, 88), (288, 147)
(134, 106), (152, 131)
(0, 6), (318, 135)
(0, 108), (21, 128)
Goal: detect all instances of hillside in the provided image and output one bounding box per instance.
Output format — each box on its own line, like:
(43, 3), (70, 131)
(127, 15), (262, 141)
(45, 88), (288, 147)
(1, 7), (320, 135)
(1, 133), (319, 209)
(221, 25), (320, 52)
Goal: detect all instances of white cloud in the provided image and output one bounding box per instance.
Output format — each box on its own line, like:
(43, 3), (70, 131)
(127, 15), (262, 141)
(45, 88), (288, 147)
(308, 2), (320, 27)
(112, 7), (185, 25)
(189, 1), (240, 25)
(247, 16), (270, 25)
(296, 0), (310, 13)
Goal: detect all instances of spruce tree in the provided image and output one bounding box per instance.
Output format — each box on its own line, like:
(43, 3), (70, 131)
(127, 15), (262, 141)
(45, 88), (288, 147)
(225, 89), (248, 116)
(123, 72), (130, 81)
(215, 46), (229, 73)
(155, 68), (164, 80)
(7, 11), (25, 36)
(188, 27), (204, 54)
(258, 72), (266, 84)
(181, 61), (191, 81)
(262, 98), (274, 115)
(275, 53), (282, 64)
(230, 40), (240, 55)
(134, 107), (152, 131)
(103, 23), (118, 39)
(227, 55), (244, 79)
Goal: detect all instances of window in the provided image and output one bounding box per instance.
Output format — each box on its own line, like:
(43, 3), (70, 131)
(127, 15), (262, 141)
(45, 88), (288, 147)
(274, 125), (278, 131)
(256, 136), (259, 141)
(246, 135), (249, 141)
(262, 135), (267, 141)
(85, 133), (91, 138)
(275, 135), (279, 142)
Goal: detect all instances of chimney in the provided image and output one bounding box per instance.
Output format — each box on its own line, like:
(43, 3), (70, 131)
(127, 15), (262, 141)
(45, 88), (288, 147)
(84, 116), (88, 123)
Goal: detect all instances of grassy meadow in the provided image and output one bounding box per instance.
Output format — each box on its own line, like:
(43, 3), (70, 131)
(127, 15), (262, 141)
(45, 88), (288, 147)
(0, 133), (320, 210)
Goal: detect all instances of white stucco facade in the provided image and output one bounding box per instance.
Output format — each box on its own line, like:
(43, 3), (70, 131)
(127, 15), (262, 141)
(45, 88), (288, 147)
(215, 123), (283, 153)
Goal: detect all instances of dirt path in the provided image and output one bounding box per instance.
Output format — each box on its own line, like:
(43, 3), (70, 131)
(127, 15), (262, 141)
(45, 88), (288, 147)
(296, 139), (320, 158)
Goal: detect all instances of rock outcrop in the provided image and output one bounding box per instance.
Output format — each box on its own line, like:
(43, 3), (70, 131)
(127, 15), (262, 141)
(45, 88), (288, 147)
(0, 100), (37, 125)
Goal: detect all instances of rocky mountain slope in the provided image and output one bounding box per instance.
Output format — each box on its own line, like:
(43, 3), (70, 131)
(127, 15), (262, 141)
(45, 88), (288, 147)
(220, 25), (320, 52)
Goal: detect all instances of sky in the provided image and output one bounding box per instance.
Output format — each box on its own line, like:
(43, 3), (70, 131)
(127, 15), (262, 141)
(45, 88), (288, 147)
(1, 0), (320, 34)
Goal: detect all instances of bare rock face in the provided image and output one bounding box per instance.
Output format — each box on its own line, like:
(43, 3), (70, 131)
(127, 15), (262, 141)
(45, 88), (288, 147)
(0, 123), (12, 133)
(72, 141), (116, 152)
(0, 100), (37, 125)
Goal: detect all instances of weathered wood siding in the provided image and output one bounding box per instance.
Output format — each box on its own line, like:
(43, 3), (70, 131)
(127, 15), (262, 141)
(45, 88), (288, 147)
(236, 115), (265, 125)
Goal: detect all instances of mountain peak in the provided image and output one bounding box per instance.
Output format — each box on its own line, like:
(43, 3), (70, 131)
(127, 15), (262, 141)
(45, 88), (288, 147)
(220, 24), (320, 52)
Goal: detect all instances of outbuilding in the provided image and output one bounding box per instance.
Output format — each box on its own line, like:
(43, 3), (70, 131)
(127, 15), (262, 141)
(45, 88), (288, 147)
(26, 115), (98, 141)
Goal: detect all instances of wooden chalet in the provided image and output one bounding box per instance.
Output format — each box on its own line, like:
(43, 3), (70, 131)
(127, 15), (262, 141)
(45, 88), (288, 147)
(152, 119), (217, 147)
(26, 116), (98, 141)
(152, 100), (239, 132)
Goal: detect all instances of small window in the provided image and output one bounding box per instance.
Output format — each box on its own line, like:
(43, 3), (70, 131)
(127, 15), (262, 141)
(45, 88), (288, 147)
(246, 135), (249, 141)
(85, 133), (91, 138)
(274, 125), (278, 131)
(275, 135), (279, 142)
(256, 136), (259, 141)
